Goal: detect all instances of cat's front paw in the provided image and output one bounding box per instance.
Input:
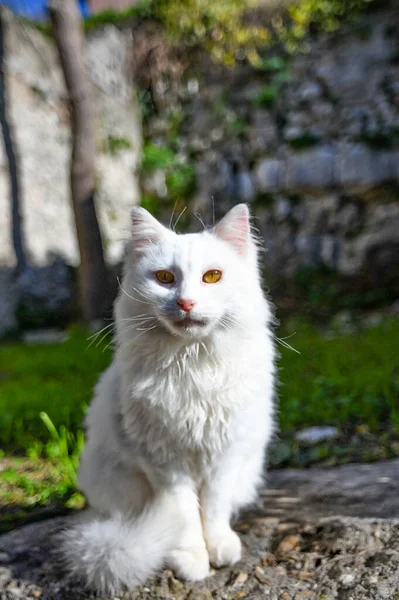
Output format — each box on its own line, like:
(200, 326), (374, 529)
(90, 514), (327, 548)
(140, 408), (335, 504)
(206, 529), (242, 568)
(168, 546), (210, 581)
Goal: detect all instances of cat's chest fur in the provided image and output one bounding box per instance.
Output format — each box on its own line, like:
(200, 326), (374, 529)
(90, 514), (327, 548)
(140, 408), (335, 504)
(119, 341), (249, 463)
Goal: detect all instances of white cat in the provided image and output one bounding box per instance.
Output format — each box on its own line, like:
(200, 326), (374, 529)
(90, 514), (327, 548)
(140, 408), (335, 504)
(63, 203), (276, 594)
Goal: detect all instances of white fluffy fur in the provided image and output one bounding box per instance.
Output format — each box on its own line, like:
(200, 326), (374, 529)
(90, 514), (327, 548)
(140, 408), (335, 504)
(63, 204), (276, 594)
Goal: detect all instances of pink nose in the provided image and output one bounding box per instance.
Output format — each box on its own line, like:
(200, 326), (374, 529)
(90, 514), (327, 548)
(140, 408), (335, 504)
(177, 298), (196, 312)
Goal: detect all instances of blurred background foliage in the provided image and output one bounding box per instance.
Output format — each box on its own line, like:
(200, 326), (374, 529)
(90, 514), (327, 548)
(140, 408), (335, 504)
(153, 0), (376, 64)
(77, 0), (379, 65)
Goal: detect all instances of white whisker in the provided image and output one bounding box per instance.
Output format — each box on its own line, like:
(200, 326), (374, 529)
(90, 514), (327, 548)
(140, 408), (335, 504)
(117, 277), (152, 305)
(173, 206), (186, 231)
(118, 325), (158, 353)
(275, 337), (300, 354)
(132, 286), (154, 302)
(194, 213), (206, 230)
(176, 359), (182, 380)
(118, 319), (156, 335)
(95, 330), (115, 348)
(87, 322), (114, 346)
(222, 314), (251, 335)
(169, 198), (179, 230)
(136, 323), (157, 331)
(212, 196), (215, 226)
(102, 339), (116, 353)
(201, 342), (210, 356)
(117, 313), (153, 322)
(279, 331), (297, 341)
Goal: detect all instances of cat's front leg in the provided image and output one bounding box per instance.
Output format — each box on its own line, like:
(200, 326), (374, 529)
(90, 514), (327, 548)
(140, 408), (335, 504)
(201, 445), (265, 568)
(164, 484), (210, 581)
(200, 474), (242, 568)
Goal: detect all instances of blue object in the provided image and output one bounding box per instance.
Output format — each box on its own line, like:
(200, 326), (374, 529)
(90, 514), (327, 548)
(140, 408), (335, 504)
(79, 0), (90, 18)
(1, 0), (91, 20)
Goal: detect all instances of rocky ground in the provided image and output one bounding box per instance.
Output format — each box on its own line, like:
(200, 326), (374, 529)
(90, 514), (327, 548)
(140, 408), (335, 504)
(0, 459), (398, 600)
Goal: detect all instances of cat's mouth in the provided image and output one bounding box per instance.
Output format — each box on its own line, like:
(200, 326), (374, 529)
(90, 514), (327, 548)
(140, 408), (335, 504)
(173, 316), (207, 329)
(158, 312), (211, 337)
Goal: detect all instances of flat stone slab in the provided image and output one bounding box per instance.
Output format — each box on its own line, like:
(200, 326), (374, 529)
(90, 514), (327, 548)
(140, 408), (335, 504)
(265, 458), (399, 520)
(1, 460), (398, 599)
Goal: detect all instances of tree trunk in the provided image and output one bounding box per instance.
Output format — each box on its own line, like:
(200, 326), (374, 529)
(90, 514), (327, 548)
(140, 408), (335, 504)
(0, 8), (27, 273)
(49, 0), (109, 322)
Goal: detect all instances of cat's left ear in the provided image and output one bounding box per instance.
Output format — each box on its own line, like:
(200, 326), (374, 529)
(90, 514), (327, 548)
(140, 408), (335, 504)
(131, 206), (167, 255)
(213, 204), (250, 255)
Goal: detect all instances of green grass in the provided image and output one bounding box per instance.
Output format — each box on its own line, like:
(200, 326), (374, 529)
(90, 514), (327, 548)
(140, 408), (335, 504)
(277, 317), (399, 433)
(1, 318), (398, 449)
(0, 325), (111, 528)
(0, 318), (398, 525)
(0, 325), (112, 452)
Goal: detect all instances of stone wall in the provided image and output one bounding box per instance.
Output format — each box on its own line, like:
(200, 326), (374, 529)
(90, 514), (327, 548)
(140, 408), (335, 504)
(0, 4), (398, 334)
(0, 13), (141, 335)
(0, 12), (141, 268)
(141, 3), (399, 290)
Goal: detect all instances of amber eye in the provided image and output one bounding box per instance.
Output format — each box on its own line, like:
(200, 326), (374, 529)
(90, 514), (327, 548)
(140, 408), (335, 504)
(156, 270), (175, 284)
(203, 270), (222, 284)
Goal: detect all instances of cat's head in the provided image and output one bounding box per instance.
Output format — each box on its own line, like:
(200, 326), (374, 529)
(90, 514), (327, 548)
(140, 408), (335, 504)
(119, 204), (265, 340)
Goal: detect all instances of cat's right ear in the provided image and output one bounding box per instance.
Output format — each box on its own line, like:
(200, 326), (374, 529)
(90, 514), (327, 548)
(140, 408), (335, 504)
(213, 203), (250, 256)
(131, 206), (166, 255)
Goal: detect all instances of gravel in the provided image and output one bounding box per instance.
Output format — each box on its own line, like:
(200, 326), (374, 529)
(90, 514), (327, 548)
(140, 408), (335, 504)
(1, 459), (398, 600)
